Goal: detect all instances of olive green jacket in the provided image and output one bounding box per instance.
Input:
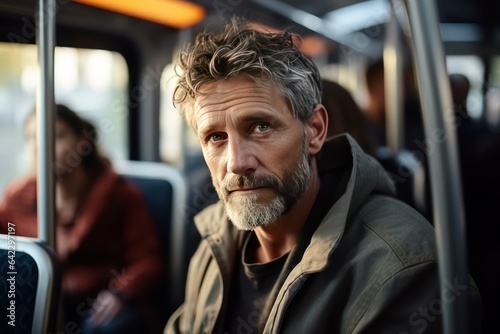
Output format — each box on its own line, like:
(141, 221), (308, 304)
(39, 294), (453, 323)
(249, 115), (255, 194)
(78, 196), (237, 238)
(165, 134), (481, 334)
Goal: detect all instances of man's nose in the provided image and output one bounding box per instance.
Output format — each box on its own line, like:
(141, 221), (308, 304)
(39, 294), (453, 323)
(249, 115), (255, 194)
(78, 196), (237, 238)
(226, 136), (258, 175)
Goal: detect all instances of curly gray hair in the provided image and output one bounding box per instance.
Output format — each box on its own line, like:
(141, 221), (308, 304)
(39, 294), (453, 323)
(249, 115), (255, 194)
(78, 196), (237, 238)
(173, 17), (322, 130)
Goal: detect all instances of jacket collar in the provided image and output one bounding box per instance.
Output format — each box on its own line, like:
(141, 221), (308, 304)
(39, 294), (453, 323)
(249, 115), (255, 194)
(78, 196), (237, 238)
(296, 134), (395, 272)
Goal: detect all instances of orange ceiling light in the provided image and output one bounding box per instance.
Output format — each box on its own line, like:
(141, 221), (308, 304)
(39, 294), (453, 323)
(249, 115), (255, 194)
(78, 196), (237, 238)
(73, 0), (206, 28)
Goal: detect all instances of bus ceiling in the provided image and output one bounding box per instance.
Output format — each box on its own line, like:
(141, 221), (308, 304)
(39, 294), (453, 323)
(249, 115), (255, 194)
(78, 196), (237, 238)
(1, 1), (498, 47)
(72, 0), (206, 29)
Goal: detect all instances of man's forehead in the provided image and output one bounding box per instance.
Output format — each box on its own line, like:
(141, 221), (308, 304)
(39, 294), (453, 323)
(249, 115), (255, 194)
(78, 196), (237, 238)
(196, 76), (272, 94)
(194, 77), (281, 111)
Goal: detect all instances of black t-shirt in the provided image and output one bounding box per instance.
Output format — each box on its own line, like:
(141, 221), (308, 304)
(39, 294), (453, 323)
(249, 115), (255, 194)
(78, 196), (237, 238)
(222, 172), (342, 334)
(223, 233), (289, 334)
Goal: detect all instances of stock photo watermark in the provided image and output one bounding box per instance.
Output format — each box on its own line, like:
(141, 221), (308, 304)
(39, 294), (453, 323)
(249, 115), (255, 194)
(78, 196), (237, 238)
(5, 222), (17, 327)
(7, 0), (72, 44)
(213, 0), (245, 21)
(383, 103), (470, 186)
(398, 277), (469, 334)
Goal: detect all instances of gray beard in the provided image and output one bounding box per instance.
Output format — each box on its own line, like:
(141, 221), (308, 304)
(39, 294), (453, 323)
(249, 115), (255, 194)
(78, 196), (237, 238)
(225, 191), (287, 230)
(222, 140), (311, 230)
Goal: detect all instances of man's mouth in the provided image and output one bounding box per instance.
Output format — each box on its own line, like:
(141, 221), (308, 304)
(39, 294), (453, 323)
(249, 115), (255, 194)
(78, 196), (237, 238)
(228, 186), (267, 194)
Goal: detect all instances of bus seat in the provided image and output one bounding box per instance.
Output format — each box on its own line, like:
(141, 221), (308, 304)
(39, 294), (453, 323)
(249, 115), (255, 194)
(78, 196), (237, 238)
(113, 160), (189, 321)
(0, 235), (61, 334)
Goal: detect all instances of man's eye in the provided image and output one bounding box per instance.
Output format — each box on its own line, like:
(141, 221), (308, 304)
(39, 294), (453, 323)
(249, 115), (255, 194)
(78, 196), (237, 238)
(254, 124), (270, 133)
(210, 133), (226, 142)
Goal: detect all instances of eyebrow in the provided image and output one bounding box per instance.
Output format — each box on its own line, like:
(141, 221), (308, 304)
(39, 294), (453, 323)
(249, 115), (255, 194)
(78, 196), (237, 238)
(197, 111), (278, 138)
(237, 112), (276, 123)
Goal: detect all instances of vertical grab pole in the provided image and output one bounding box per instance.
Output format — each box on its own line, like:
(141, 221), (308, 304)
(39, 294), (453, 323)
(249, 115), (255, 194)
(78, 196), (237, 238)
(37, 0), (56, 249)
(405, 0), (469, 333)
(384, 8), (404, 152)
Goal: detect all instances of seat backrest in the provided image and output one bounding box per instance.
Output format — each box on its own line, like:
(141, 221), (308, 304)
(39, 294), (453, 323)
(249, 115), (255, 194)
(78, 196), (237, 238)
(113, 160), (189, 317)
(0, 235), (61, 334)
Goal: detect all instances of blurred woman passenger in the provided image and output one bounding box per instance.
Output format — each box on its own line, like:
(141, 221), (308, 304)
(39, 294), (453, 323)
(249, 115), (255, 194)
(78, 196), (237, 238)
(321, 79), (376, 155)
(0, 105), (164, 334)
(321, 80), (425, 214)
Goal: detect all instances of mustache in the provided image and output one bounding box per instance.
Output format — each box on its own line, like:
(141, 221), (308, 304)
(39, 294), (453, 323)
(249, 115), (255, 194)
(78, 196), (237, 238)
(220, 173), (283, 197)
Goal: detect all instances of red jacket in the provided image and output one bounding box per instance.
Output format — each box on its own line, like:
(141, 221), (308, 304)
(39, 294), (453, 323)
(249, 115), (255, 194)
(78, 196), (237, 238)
(0, 166), (164, 304)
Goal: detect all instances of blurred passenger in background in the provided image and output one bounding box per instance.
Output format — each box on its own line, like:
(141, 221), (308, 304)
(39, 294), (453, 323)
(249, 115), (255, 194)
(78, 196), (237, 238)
(364, 59), (425, 152)
(0, 105), (164, 334)
(322, 78), (428, 218)
(449, 73), (500, 333)
(364, 59), (386, 147)
(364, 60), (431, 219)
(321, 79), (376, 156)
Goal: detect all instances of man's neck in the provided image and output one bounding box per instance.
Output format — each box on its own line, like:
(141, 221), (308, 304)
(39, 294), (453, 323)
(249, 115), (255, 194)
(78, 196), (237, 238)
(253, 160), (321, 264)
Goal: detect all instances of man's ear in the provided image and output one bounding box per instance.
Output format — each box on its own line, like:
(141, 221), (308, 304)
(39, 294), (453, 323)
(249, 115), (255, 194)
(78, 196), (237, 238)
(306, 103), (328, 155)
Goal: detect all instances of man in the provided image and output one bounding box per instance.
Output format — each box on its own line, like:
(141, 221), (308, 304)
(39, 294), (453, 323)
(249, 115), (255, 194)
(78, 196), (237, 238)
(166, 18), (481, 334)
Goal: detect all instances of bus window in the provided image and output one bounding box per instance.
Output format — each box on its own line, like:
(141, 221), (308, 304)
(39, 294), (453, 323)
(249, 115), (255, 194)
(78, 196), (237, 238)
(446, 55), (485, 119)
(160, 64), (183, 166)
(160, 63), (202, 169)
(0, 43), (128, 194)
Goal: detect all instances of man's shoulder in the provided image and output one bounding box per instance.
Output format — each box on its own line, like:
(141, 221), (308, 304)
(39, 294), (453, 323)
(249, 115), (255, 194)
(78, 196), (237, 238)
(354, 195), (437, 268)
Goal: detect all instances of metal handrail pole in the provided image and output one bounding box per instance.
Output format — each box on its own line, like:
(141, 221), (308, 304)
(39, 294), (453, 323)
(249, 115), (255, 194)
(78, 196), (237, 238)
(37, 0), (56, 249)
(384, 8), (404, 152)
(405, 0), (469, 333)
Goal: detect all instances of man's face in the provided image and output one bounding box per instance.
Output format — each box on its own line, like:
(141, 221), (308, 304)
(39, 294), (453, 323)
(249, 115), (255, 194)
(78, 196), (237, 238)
(194, 76), (312, 230)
